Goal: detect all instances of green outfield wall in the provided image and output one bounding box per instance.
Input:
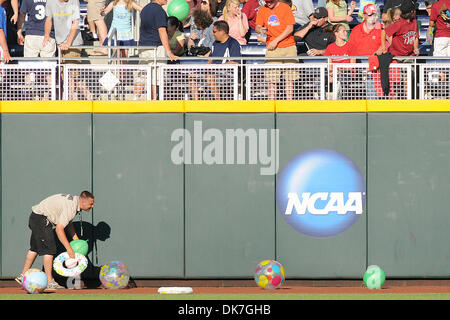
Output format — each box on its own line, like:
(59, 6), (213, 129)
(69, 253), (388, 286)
(1, 100), (450, 280)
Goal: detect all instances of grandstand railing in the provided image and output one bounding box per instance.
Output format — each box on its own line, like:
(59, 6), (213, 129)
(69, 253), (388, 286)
(2, 49), (450, 101)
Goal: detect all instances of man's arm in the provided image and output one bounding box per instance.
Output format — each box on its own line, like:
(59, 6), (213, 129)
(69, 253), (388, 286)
(59, 19), (79, 50)
(158, 27), (179, 61)
(0, 29), (10, 63)
(293, 20), (316, 40)
(267, 24), (293, 50)
(43, 16), (53, 47)
(16, 12), (26, 45)
(55, 223), (76, 258)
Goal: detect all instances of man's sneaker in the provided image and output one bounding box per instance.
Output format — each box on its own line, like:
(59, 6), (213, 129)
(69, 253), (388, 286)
(46, 280), (65, 290)
(15, 274), (23, 285)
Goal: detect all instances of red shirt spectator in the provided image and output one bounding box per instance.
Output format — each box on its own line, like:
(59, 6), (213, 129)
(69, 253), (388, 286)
(385, 17), (418, 56)
(325, 41), (356, 62)
(325, 23), (356, 62)
(348, 21), (382, 55)
(242, 0), (263, 30)
(348, 4), (382, 55)
(430, 0), (450, 38)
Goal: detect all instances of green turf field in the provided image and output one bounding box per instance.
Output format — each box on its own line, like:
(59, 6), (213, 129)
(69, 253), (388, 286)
(1, 293), (450, 300)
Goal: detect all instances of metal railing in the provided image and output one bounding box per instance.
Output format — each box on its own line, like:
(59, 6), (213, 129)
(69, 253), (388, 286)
(2, 48), (450, 101)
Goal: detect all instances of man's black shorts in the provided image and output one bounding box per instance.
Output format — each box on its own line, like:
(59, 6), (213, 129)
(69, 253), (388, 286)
(28, 212), (57, 256)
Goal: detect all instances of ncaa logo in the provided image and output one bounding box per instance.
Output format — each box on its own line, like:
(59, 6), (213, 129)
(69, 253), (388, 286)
(276, 149), (366, 238)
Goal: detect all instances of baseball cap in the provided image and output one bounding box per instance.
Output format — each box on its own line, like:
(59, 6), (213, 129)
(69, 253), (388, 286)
(313, 7), (328, 18)
(400, 0), (419, 14)
(363, 4), (378, 15)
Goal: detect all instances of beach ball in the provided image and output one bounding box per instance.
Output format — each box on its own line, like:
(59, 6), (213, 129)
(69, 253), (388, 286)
(22, 269), (48, 294)
(363, 265), (385, 289)
(254, 260), (285, 290)
(168, 0), (190, 21)
(70, 239), (89, 256)
(99, 261), (130, 289)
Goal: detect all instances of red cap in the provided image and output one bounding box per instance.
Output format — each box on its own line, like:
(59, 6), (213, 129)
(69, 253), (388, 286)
(363, 4), (378, 15)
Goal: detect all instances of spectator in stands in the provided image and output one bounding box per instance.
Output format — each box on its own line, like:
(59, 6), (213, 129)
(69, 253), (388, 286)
(87, 0), (109, 55)
(206, 20), (242, 98)
(383, 6), (401, 27)
(356, 0), (375, 22)
(381, 6), (400, 51)
(44, 0), (91, 100)
(242, 0), (264, 26)
(429, 0), (450, 56)
(291, 0), (314, 32)
(0, 0), (10, 63)
(348, 3), (383, 56)
(424, 0), (437, 47)
(324, 23), (356, 62)
(17, 0), (56, 58)
(382, 0), (417, 23)
(17, 0), (55, 98)
(188, 3), (217, 50)
(183, 0), (201, 27)
(255, 0), (298, 100)
(218, 0), (249, 44)
(139, 0), (179, 99)
(168, 16), (186, 56)
(216, 0), (226, 17)
(241, 0), (264, 41)
(381, 0), (419, 57)
(325, 23), (356, 99)
(101, 0), (143, 62)
(294, 7), (335, 56)
(326, 0), (357, 38)
(210, 20), (242, 62)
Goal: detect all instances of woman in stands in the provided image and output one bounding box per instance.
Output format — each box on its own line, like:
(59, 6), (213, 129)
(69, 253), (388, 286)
(168, 16), (186, 57)
(218, 0), (249, 44)
(326, 0), (357, 39)
(324, 23), (356, 63)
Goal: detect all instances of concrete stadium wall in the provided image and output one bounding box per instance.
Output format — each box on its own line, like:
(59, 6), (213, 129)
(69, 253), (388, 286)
(1, 100), (450, 280)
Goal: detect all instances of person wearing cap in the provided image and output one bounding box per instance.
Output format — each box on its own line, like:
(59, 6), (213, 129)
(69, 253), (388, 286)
(381, 0), (417, 23)
(293, 7), (336, 56)
(381, 0), (419, 57)
(255, 0), (299, 100)
(348, 3), (383, 56)
(429, 0), (450, 56)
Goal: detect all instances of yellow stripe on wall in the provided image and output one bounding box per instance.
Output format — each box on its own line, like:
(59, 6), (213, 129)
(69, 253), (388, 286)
(276, 100), (367, 113)
(0, 101), (93, 113)
(367, 99), (450, 112)
(184, 100), (275, 113)
(92, 100), (185, 113)
(1, 100), (450, 113)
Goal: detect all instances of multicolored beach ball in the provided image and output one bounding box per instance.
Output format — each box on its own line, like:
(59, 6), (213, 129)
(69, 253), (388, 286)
(254, 260), (285, 290)
(99, 261), (130, 289)
(22, 268), (48, 294)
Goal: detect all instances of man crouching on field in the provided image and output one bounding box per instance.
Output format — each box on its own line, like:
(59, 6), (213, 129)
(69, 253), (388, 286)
(15, 191), (94, 290)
